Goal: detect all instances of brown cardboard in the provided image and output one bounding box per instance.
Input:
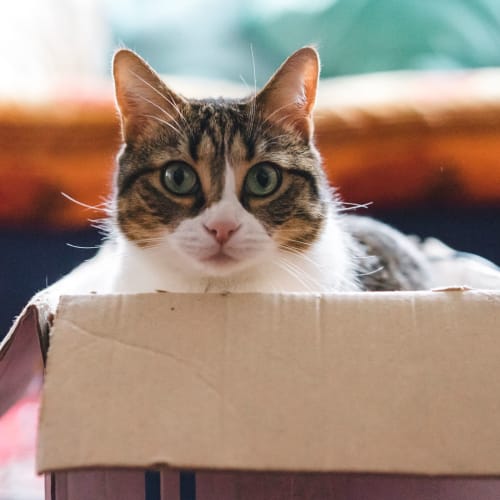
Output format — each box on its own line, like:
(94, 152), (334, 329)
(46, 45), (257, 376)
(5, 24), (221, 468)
(0, 304), (44, 416)
(194, 472), (500, 500)
(35, 290), (500, 477)
(46, 469), (146, 500)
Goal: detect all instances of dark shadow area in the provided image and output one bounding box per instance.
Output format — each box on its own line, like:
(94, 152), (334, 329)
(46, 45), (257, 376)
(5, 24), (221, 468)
(371, 206), (500, 264)
(0, 228), (101, 338)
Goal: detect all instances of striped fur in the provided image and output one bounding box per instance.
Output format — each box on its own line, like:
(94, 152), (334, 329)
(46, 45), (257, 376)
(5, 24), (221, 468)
(32, 47), (434, 308)
(98, 47), (429, 293)
(100, 47), (363, 292)
(116, 98), (327, 251)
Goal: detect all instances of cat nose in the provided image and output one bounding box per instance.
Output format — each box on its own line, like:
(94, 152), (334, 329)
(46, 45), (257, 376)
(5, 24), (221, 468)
(204, 220), (241, 244)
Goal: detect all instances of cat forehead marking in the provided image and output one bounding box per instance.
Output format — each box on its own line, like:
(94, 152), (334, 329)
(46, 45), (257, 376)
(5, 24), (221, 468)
(183, 104), (250, 204)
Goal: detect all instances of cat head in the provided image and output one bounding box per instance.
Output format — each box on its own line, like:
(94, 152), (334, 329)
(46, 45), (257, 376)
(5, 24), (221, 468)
(112, 47), (333, 280)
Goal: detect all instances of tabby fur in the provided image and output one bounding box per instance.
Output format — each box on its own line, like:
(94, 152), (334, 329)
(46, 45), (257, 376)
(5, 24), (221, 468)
(35, 46), (432, 308)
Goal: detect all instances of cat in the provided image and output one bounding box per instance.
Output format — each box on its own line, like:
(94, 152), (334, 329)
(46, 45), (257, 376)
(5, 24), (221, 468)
(36, 46), (438, 312)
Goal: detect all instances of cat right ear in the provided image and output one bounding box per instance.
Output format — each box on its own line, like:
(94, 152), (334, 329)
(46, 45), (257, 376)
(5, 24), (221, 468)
(113, 49), (186, 143)
(255, 47), (319, 141)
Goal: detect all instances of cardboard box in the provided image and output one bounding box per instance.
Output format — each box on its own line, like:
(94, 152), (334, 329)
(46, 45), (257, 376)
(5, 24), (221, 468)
(2, 290), (500, 499)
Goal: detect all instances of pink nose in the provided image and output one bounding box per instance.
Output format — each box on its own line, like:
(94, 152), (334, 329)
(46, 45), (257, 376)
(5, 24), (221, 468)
(204, 220), (240, 244)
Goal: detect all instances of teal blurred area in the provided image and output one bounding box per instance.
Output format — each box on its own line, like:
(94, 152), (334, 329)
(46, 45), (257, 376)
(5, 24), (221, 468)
(2, 0), (500, 94)
(105, 0), (500, 84)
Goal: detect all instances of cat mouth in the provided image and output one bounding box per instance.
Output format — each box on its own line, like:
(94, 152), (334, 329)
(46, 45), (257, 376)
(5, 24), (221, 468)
(200, 250), (237, 266)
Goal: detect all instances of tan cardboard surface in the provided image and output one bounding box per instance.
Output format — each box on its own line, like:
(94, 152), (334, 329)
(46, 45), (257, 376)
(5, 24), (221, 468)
(37, 290), (500, 475)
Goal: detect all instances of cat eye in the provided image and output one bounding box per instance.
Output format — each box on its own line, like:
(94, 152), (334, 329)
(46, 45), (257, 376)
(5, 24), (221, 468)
(162, 161), (199, 196)
(245, 163), (282, 197)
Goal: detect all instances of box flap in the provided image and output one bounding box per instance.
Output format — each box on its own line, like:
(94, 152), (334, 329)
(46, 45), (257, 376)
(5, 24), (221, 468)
(37, 290), (500, 476)
(0, 304), (45, 416)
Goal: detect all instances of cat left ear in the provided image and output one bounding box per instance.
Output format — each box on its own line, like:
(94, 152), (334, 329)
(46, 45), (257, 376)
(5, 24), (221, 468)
(113, 49), (186, 143)
(255, 47), (320, 140)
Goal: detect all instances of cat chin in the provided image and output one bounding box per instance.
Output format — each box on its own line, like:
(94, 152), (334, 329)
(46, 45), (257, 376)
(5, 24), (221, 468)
(115, 234), (270, 284)
(188, 251), (270, 279)
(167, 238), (276, 280)
(197, 258), (244, 277)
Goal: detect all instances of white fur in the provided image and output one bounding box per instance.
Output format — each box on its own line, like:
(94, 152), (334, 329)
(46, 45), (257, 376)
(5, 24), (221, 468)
(35, 171), (359, 312)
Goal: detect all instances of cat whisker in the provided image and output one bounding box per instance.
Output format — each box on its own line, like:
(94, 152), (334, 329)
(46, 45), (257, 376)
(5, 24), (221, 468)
(277, 243), (311, 254)
(90, 218), (114, 238)
(278, 258), (326, 292)
(239, 74), (251, 92)
(162, 95), (191, 132)
(61, 193), (114, 238)
(270, 115), (303, 133)
(279, 242), (314, 255)
(338, 202), (373, 213)
(281, 243), (356, 290)
(278, 253), (326, 288)
(280, 246), (326, 275)
(143, 114), (183, 136)
(129, 69), (191, 132)
(138, 95), (184, 134)
(351, 253), (382, 262)
(251, 43), (257, 97)
(61, 192), (109, 213)
(259, 109), (308, 138)
(275, 259), (315, 292)
(357, 265), (385, 278)
(65, 243), (101, 250)
(259, 102), (297, 129)
(247, 44), (258, 138)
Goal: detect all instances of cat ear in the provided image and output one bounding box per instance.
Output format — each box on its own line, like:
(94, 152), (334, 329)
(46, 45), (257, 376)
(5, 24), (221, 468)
(255, 47), (320, 140)
(113, 49), (186, 143)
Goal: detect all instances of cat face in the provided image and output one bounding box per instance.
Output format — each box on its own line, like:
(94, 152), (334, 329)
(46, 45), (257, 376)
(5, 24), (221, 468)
(112, 48), (330, 278)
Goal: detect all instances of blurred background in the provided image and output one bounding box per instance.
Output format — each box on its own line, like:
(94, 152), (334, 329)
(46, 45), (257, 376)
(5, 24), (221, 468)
(2, 2), (500, 497)
(2, 0), (500, 338)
